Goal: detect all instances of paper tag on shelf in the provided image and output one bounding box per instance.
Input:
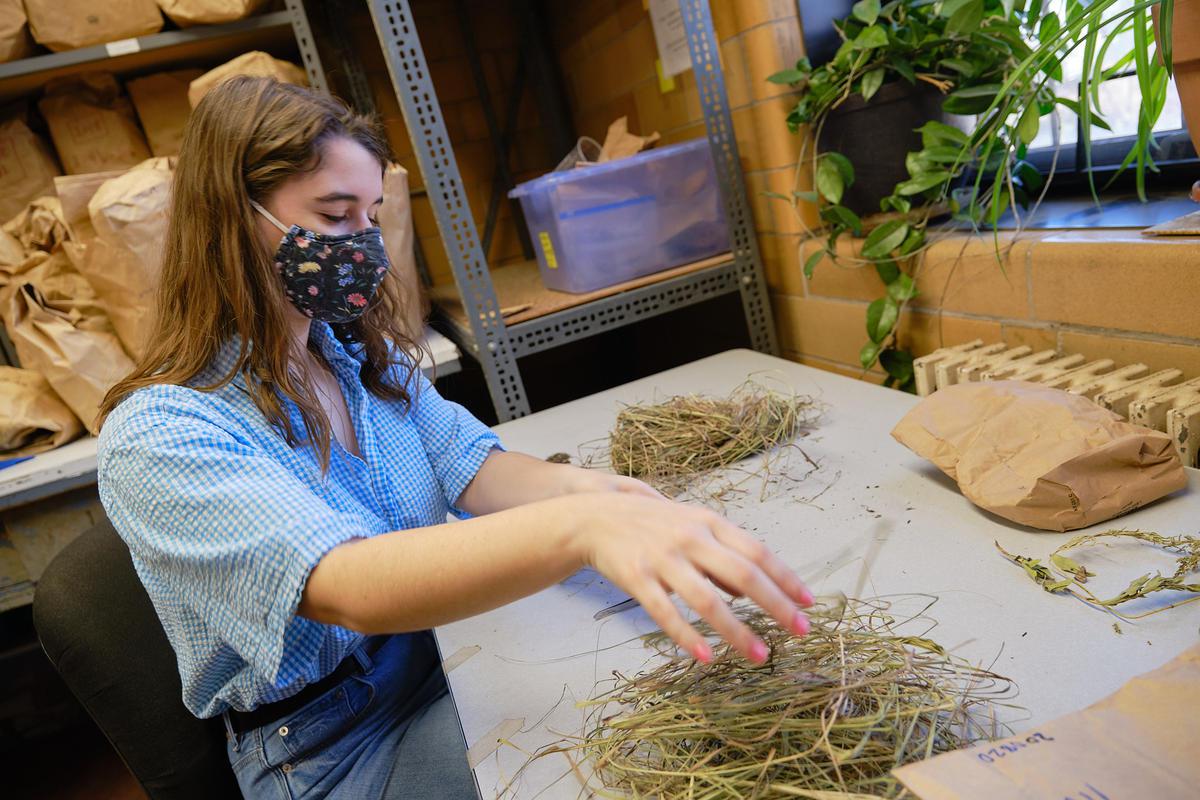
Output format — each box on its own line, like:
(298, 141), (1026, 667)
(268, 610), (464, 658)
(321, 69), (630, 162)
(105, 38), (141, 57)
(649, 0), (692, 78)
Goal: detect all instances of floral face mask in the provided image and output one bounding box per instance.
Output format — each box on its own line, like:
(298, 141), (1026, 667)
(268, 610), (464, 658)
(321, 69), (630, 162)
(250, 199), (391, 324)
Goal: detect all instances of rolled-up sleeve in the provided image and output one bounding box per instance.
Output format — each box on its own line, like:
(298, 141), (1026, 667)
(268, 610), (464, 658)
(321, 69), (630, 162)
(98, 387), (373, 686)
(404, 365), (503, 516)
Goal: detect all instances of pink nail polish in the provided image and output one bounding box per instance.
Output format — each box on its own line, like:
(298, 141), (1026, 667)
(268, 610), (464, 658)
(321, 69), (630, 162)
(792, 612), (811, 636)
(692, 642), (713, 663)
(750, 639), (768, 663)
(799, 589), (815, 608)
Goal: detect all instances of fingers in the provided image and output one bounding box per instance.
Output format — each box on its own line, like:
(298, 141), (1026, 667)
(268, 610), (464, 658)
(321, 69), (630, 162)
(706, 514), (815, 609)
(634, 579), (713, 663)
(614, 476), (670, 502)
(660, 555), (768, 664)
(689, 540), (810, 639)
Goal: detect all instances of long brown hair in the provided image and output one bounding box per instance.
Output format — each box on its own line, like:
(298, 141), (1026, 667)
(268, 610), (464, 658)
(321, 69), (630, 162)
(99, 77), (419, 468)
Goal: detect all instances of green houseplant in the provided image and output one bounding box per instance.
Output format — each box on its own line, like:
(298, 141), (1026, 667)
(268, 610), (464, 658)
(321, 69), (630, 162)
(770, 0), (1178, 391)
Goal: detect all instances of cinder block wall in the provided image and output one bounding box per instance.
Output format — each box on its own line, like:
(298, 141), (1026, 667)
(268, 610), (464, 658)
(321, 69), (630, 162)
(550, 1), (1200, 383)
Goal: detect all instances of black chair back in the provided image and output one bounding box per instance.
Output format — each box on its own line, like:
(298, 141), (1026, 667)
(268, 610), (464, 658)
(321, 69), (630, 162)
(33, 519), (241, 799)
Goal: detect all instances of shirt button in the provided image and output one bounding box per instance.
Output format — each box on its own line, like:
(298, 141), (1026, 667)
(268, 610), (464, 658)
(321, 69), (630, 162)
(282, 763), (293, 773)
(278, 725), (289, 737)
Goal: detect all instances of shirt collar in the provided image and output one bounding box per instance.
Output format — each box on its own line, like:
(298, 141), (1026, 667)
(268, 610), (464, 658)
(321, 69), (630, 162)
(202, 322), (362, 392)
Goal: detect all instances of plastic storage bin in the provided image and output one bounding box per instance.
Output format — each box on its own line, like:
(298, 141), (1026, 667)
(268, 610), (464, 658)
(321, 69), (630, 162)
(508, 138), (730, 294)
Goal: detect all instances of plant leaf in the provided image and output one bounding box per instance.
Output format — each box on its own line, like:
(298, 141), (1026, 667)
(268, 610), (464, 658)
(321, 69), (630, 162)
(946, 0), (984, 36)
(861, 220), (909, 260)
(823, 152), (856, 186)
(860, 340), (883, 369)
(852, 0), (880, 25)
(803, 248), (824, 279)
(866, 296), (899, 343)
(880, 347), (914, 385)
(852, 25), (889, 49)
(896, 171), (951, 196)
(943, 84), (1001, 115)
(1016, 102), (1040, 144)
(887, 273), (917, 301)
(1050, 553), (1094, 583)
(861, 67), (885, 101)
(767, 68), (807, 84)
(821, 204), (863, 235)
(816, 158), (845, 204)
(918, 120), (968, 148)
(875, 260), (900, 284)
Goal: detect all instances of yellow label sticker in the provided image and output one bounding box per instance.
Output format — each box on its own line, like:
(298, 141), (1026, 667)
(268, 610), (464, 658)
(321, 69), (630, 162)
(538, 231), (558, 269)
(656, 59), (677, 94)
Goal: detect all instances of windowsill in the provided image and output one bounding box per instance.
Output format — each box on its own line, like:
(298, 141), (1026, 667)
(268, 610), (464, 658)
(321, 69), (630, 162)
(988, 192), (1198, 230)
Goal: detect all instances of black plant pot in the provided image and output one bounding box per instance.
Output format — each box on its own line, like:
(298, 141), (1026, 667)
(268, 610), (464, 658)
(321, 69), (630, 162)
(819, 81), (946, 216)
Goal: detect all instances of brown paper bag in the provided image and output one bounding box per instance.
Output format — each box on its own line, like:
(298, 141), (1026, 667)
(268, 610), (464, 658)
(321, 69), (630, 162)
(155, 0), (269, 27)
(0, 228), (23, 272)
(0, 0), (34, 63)
(0, 366), (83, 455)
(891, 381), (1188, 531)
(2, 196), (68, 252)
(80, 158), (172, 358)
(2, 249), (111, 333)
(0, 119), (62, 224)
(7, 283), (134, 433)
(894, 644), (1200, 799)
(379, 163), (427, 340)
(188, 51), (308, 108)
(39, 74), (152, 175)
(127, 70), (202, 157)
(55, 169), (127, 243)
(24, 0), (162, 52)
(597, 116), (660, 162)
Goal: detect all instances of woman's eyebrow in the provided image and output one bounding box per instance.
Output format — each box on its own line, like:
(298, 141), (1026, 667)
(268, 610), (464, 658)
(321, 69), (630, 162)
(313, 192), (386, 205)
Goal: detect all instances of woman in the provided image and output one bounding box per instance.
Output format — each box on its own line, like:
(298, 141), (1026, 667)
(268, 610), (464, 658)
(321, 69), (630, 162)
(97, 77), (813, 799)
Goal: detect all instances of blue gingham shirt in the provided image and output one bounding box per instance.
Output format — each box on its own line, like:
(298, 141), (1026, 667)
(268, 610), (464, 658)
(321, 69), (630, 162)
(97, 322), (502, 718)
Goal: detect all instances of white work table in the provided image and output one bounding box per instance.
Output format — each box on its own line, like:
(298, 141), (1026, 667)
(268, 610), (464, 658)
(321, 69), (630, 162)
(0, 328), (461, 511)
(435, 349), (1200, 799)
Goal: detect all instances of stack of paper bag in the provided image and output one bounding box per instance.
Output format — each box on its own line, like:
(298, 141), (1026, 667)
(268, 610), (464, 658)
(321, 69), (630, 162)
(127, 70), (203, 157)
(0, 118), (62, 224)
(0, 0), (34, 63)
(188, 52), (308, 107)
(155, 0), (269, 27)
(39, 74), (152, 175)
(24, 0), (162, 52)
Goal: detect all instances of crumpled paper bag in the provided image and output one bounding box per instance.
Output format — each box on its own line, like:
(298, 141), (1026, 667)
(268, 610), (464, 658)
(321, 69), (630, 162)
(2, 249), (111, 333)
(894, 643), (1200, 799)
(0, 118), (62, 224)
(79, 158), (173, 358)
(597, 116), (660, 162)
(155, 0), (269, 27)
(6, 283), (134, 433)
(0, 366), (83, 455)
(54, 170), (128, 244)
(0, 0), (34, 63)
(188, 51), (308, 108)
(378, 163), (427, 340)
(3, 196), (69, 252)
(39, 74), (152, 175)
(127, 70), (202, 157)
(891, 381), (1187, 531)
(24, 0), (162, 52)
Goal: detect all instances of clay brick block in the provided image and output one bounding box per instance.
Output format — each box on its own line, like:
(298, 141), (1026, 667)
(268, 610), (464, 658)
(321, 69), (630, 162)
(912, 233), (1035, 319)
(1000, 323), (1058, 352)
(744, 170), (776, 233)
(900, 310), (1004, 358)
(802, 237), (881, 302)
(760, 233), (806, 297)
(771, 293), (867, 365)
(711, 1), (739, 42)
(785, 351), (881, 382)
(1030, 231), (1200, 339)
(743, 19), (804, 102)
(721, 37), (752, 110)
(1060, 330), (1200, 377)
(736, 0), (804, 30)
(750, 96), (804, 170)
(731, 105), (761, 173)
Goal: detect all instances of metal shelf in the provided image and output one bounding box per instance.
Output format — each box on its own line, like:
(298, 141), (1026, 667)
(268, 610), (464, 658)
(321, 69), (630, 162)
(0, 10), (316, 103)
(366, 0), (777, 422)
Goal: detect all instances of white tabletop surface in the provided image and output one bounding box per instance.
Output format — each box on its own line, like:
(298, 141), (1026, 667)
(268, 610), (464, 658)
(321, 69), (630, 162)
(434, 348), (1200, 799)
(0, 328), (461, 509)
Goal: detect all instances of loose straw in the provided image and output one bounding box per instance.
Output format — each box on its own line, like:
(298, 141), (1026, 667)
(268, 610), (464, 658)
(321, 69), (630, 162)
(523, 597), (1016, 799)
(601, 381), (822, 500)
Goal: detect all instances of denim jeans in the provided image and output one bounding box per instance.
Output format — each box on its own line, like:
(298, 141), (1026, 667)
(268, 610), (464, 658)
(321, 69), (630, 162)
(222, 631), (478, 799)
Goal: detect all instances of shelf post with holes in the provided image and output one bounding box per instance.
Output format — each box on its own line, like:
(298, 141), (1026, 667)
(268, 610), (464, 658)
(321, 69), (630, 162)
(679, 0), (779, 355)
(284, 0), (328, 93)
(364, 0), (530, 421)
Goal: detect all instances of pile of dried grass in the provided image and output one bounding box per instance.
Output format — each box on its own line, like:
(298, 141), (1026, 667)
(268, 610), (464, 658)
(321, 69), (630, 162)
(604, 382), (822, 498)
(533, 597), (1015, 799)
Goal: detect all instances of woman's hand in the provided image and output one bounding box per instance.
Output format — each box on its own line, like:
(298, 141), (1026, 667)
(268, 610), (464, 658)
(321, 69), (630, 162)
(553, 464), (666, 501)
(564, 492), (813, 664)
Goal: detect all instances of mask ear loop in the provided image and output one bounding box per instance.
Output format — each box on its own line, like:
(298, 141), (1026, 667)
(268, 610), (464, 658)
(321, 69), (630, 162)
(248, 199), (292, 234)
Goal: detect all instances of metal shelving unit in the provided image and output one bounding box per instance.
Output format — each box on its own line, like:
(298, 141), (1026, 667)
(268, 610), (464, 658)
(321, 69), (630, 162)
(0, 3), (326, 103)
(367, 0), (778, 422)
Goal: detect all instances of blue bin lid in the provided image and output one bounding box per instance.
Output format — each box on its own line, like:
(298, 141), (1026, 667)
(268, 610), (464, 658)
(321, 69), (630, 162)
(508, 138), (711, 199)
